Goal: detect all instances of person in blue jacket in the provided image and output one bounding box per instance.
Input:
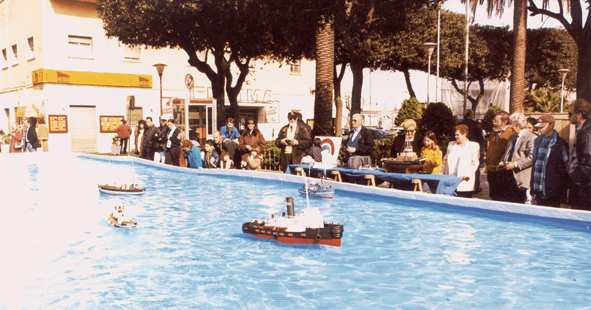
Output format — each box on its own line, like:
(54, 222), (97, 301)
(182, 139), (203, 168)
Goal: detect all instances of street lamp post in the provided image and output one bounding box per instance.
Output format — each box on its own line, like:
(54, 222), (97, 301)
(464, 0), (470, 114)
(423, 42), (437, 105)
(153, 63), (167, 118)
(436, 4), (441, 103)
(559, 68), (570, 113)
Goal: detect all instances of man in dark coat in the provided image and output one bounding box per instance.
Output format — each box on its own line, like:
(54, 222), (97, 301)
(342, 113), (374, 168)
(569, 99), (591, 210)
(164, 119), (181, 166)
(530, 114), (570, 207)
(24, 117), (40, 152)
(275, 111), (311, 171)
(142, 117), (158, 160)
(153, 118), (169, 163)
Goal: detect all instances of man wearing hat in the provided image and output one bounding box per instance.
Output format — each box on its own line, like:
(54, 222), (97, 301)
(530, 114), (570, 207)
(275, 111), (311, 171)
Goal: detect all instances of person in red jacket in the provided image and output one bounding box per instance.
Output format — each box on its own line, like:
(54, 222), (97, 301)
(116, 119), (131, 155)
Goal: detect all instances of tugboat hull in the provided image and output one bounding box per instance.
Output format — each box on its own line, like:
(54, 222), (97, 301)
(242, 222), (343, 247)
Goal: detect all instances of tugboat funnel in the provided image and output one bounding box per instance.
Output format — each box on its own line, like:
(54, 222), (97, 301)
(286, 197), (295, 217)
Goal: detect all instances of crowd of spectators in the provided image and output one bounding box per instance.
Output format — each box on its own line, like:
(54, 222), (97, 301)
(125, 99), (591, 210)
(458, 99), (591, 210)
(133, 115), (268, 171)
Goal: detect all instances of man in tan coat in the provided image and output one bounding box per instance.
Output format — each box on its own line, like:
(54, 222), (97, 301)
(36, 118), (49, 152)
(500, 112), (537, 203)
(486, 111), (516, 201)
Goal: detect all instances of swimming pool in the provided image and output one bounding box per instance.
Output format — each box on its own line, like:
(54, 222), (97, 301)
(1, 154), (590, 309)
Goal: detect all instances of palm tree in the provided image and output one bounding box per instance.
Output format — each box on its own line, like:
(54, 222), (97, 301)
(313, 19), (335, 136)
(466, 0), (526, 113)
(510, 0), (527, 113)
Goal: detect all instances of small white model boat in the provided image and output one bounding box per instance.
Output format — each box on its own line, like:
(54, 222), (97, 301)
(298, 180), (335, 199)
(98, 183), (145, 195)
(106, 205), (137, 228)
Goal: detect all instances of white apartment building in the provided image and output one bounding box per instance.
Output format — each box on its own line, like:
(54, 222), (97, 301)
(0, 0), (509, 153)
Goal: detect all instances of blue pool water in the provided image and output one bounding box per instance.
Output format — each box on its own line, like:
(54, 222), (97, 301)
(1, 155), (591, 309)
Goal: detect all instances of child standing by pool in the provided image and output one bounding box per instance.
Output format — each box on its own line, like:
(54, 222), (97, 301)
(420, 131), (443, 174)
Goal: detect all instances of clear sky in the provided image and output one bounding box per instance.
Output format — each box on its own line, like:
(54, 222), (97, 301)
(443, 1), (568, 29)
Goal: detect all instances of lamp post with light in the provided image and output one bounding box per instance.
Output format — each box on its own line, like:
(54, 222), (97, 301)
(423, 42), (437, 105)
(153, 63), (167, 118)
(436, 4), (441, 103)
(559, 68), (570, 113)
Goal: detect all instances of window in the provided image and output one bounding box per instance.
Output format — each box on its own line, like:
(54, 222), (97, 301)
(123, 44), (141, 60)
(11, 44), (18, 65)
(290, 60), (301, 75)
(68, 35), (93, 59)
(1, 48), (7, 69)
(26, 37), (35, 60)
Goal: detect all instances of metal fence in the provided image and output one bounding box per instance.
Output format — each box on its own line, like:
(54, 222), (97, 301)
(262, 145), (281, 171)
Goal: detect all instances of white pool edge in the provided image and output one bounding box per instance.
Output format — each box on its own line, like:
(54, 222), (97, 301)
(76, 153), (591, 225)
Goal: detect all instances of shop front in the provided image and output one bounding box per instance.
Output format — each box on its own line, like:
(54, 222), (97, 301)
(171, 98), (217, 143)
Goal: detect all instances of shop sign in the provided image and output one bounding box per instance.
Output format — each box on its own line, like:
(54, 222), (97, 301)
(99, 115), (124, 133)
(48, 115), (68, 133)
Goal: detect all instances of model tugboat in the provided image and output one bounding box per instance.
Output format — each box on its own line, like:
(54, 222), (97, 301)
(98, 183), (145, 195)
(106, 205), (137, 228)
(298, 179), (335, 199)
(242, 197), (343, 247)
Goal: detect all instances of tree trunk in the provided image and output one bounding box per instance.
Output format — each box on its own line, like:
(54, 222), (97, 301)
(225, 58), (250, 123)
(313, 19), (335, 136)
(212, 75), (226, 128)
(334, 64), (347, 137)
(577, 38), (591, 101)
(403, 68), (416, 98)
(350, 60), (364, 119)
(185, 48), (226, 129)
(226, 93), (239, 122)
(509, 0), (527, 113)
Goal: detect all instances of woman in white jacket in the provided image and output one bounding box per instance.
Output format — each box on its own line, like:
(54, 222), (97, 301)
(444, 124), (480, 198)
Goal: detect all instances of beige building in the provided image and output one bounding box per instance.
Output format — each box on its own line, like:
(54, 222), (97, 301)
(0, 0), (318, 153)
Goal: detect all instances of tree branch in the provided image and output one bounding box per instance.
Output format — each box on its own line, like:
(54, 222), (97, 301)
(450, 78), (477, 105)
(366, 0), (377, 26)
(181, 41), (217, 81)
(472, 78), (486, 110)
(232, 57), (251, 92)
(528, 0), (572, 34)
(584, 6), (591, 36)
(336, 63), (347, 83)
(570, 0), (583, 31)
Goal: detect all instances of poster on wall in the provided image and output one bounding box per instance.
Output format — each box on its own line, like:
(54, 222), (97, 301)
(263, 105), (279, 123)
(99, 115), (124, 133)
(48, 115), (68, 133)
